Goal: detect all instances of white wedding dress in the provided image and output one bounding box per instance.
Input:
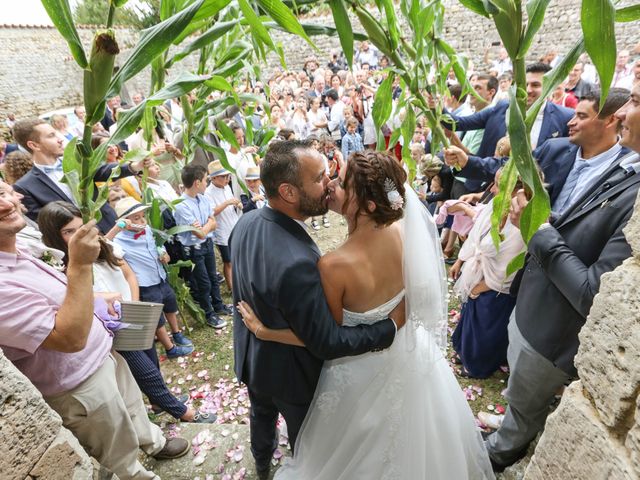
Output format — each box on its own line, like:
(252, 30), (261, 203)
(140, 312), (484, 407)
(275, 189), (495, 480)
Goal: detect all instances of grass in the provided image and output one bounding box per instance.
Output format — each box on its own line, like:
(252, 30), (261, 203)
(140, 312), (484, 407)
(154, 210), (509, 429)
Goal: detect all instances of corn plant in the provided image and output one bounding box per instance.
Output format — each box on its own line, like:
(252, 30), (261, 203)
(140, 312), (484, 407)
(323, 0), (476, 180)
(455, 0), (640, 272)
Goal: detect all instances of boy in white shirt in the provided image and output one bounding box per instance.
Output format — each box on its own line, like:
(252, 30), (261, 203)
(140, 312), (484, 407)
(205, 160), (241, 289)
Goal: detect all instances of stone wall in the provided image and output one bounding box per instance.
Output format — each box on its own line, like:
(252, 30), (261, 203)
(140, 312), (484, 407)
(524, 191), (640, 479)
(0, 349), (101, 479)
(1, 0), (638, 127)
(266, 0), (639, 75)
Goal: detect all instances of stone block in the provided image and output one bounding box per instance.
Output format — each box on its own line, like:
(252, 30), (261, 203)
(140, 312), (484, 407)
(624, 190), (640, 258)
(29, 428), (94, 480)
(0, 351), (62, 479)
(524, 382), (635, 479)
(575, 259), (640, 428)
(625, 397), (640, 479)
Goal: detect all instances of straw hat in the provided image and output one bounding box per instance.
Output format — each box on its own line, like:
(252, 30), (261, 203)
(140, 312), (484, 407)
(114, 197), (150, 219)
(245, 166), (260, 180)
(208, 160), (231, 177)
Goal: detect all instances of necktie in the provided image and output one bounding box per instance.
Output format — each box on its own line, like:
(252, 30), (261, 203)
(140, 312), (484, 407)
(133, 230), (146, 240)
(42, 160), (63, 174)
(555, 161), (590, 214)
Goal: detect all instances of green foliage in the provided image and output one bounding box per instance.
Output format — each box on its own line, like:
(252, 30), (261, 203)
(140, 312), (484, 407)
(581, 0), (617, 111)
(327, 0), (354, 69)
(73, 0), (161, 28)
(42, 0), (88, 68)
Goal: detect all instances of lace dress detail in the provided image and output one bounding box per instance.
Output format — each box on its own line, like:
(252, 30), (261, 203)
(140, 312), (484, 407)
(275, 291), (494, 480)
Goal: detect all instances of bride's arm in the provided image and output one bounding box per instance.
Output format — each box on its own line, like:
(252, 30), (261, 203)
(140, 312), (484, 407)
(236, 301), (305, 346)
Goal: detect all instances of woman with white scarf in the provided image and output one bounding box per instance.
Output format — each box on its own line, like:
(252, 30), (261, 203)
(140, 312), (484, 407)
(449, 169), (527, 378)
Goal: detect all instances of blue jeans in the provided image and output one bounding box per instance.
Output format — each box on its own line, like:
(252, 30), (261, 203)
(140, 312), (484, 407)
(183, 238), (224, 317)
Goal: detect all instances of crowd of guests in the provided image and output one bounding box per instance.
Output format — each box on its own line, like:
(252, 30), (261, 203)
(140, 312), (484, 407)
(0, 38), (640, 477)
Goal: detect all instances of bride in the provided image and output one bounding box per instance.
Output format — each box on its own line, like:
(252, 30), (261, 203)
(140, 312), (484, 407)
(237, 150), (494, 479)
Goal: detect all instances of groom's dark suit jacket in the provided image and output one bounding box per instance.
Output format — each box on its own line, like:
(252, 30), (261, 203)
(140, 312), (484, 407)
(230, 207), (396, 405)
(513, 153), (640, 377)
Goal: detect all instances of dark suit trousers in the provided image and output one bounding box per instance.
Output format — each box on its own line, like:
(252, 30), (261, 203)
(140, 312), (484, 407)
(117, 348), (187, 419)
(248, 388), (310, 467)
(485, 313), (570, 465)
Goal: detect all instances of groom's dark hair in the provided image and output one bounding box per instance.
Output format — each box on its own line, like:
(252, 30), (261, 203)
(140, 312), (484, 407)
(261, 140), (313, 198)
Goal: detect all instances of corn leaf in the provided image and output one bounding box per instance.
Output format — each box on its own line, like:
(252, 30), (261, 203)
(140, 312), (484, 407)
(238, 0), (275, 50)
(381, 0), (401, 50)
(166, 20), (237, 67)
(616, 4), (640, 22)
(372, 73), (395, 135)
(507, 89), (550, 244)
(97, 73), (212, 162)
(108, 0), (205, 98)
(458, 0), (490, 17)
(401, 106), (417, 180)
(519, 0), (552, 59)
(328, 0), (355, 70)
(582, 0), (616, 111)
(490, 157), (518, 249)
(256, 0), (314, 47)
(264, 22), (367, 42)
(216, 118), (240, 150)
(526, 38), (585, 130)
(41, 0), (88, 68)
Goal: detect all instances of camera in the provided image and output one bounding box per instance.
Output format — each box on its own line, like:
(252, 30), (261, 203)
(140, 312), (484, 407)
(327, 149), (335, 161)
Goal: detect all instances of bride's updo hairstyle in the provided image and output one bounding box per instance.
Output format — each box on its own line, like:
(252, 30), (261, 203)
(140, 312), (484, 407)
(343, 150), (407, 228)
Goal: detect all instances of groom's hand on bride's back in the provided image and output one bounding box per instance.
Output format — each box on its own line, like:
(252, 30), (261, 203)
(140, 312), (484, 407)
(389, 298), (406, 330)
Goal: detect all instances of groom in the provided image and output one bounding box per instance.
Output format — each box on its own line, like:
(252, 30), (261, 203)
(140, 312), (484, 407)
(229, 140), (404, 479)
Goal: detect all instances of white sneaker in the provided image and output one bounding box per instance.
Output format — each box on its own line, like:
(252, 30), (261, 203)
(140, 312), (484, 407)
(478, 411), (504, 430)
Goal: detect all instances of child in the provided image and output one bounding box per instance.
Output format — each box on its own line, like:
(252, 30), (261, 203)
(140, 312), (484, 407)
(341, 117), (364, 160)
(173, 164), (231, 329)
(205, 160), (241, 289)
(111, 197), (194, 358)
(240, 166), (267, 213)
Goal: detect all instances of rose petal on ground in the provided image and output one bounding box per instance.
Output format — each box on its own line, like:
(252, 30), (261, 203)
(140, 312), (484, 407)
(193, 453), (207, 466)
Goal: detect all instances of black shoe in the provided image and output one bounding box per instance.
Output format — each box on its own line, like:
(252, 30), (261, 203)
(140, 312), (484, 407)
(215, 304), (234, 316)
(207, 315), (228, 329)
(489, 445), (529, 473)
(256, 463), (270, 480)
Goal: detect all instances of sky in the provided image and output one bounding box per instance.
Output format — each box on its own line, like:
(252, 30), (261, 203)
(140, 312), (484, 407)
(2, 0), (60, 25)
(1, 0), (144, 25)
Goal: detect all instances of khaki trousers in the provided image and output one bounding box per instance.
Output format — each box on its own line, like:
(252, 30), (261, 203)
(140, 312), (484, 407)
(46, 352), (165, 480)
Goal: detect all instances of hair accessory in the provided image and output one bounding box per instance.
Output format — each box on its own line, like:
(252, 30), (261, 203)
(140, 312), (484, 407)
(384, 178), (404, 210)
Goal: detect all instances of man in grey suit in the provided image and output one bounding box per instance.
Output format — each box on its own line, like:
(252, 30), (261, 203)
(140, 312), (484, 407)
(484, 83), (640, 471)
(229, 140), (404, 479)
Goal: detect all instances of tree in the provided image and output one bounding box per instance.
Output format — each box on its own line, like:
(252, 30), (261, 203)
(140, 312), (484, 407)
(73, 0), (160, 29)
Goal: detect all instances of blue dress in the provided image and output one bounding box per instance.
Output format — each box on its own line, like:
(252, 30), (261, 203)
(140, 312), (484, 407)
(451, 290), (516, 378)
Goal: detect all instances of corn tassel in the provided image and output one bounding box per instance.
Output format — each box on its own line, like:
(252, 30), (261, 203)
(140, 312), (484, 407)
(84, 30), (120, 125)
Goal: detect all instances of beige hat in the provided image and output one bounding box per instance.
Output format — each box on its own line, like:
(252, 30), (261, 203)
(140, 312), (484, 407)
(208, 160), (231, 177)
(245, 166), (260, 180)
(114, 197), (150, 219)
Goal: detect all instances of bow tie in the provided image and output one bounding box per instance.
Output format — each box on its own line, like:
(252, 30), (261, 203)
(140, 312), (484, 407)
(133, 230), (146, 239)
(42, 160), (63, 174)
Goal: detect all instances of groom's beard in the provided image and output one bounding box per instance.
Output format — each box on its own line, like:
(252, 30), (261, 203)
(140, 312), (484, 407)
(298, 189), (329, 217)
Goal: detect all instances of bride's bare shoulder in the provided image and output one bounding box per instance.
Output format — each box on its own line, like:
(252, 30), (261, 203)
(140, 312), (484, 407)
(318, 248), (352, 272)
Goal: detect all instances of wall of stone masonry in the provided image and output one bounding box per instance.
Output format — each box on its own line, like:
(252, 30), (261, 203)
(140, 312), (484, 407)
(1, 0), (638, 132)
(0, 348), (103, 479)
(523, 190), (640, 479)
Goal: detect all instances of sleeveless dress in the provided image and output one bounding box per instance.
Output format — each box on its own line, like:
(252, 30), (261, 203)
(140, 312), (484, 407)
(275, 290), (495, 480)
